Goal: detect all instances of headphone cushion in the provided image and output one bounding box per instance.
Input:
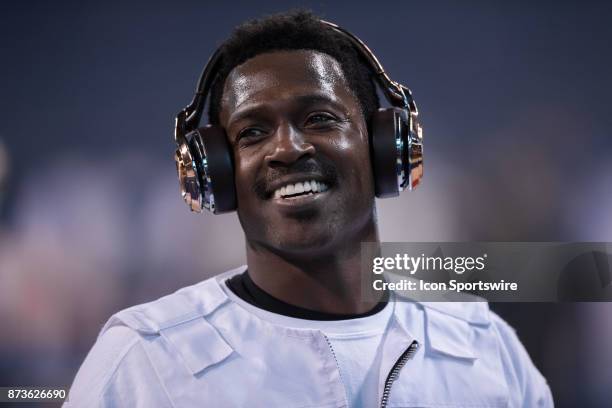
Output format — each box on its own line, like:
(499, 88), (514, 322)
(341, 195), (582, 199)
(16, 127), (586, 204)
(191, 126), (237, 213)
(370, 108), (405, 198)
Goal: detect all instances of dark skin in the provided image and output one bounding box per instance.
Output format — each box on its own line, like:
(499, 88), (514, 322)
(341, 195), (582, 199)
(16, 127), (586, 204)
(219, 50), (381, 314)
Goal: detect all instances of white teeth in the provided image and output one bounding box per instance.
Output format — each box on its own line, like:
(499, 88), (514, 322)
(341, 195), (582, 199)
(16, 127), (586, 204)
(273, 180), (330, 199)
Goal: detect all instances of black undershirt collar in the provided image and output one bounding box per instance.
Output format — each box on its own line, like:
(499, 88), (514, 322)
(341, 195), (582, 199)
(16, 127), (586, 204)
(226, 271), (389, 321)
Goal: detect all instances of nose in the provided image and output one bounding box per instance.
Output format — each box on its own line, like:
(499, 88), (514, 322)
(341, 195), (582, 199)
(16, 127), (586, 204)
(264, 123), (316, 167)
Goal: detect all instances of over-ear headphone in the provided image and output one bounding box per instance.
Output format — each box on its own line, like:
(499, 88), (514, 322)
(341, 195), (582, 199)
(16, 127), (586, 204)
(174, 20), (423, 214)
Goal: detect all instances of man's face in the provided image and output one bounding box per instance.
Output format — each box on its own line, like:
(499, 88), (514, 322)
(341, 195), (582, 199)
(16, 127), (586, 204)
(219, 50), (376, 256)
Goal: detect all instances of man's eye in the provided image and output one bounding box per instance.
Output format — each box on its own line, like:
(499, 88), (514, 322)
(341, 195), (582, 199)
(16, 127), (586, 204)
(238, 128), (266, 141)
(305, 113), (337, 127)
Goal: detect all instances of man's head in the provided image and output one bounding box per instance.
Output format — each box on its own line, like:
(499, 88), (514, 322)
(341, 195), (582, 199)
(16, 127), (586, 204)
(208, 10), (379, 127)
(211, 11), (380, 258)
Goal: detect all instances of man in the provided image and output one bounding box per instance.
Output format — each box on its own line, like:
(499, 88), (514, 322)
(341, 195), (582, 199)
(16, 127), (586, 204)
(66, 11), (553, 407)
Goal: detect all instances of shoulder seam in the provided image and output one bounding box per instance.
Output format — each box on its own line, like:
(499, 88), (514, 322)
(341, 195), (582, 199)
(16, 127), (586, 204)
(98, 331), (176, 407)
(97, 332), (141, 399)
(137, 332), (178, 408)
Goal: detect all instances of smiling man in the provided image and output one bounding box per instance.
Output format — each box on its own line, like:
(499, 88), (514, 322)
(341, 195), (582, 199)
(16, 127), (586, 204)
(66, 11), (553, 407)
(222, 48), (379, 315)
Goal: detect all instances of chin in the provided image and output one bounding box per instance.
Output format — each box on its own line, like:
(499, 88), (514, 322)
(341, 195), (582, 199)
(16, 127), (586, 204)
(267, 225), (339, 257)
(266, 216), (374, 260)
(241, 199), (376, 258)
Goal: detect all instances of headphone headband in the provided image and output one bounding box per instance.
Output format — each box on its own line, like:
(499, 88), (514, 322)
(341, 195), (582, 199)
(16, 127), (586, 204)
(175, 19), (419, 140)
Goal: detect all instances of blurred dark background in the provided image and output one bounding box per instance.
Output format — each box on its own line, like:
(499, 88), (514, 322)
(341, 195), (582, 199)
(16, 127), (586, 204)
(1, 1), (611, 406)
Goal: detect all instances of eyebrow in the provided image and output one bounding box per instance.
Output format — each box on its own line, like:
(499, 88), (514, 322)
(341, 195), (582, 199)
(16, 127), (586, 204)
(227, 93), (347, 126)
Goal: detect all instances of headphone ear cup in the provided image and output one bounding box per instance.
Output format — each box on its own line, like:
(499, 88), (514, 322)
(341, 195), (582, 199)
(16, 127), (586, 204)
(189, 125), (237, 213)
(370, 108), (406, 198)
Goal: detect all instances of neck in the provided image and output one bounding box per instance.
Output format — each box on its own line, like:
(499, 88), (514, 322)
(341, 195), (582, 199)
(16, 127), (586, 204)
(245, 220), (383, 315)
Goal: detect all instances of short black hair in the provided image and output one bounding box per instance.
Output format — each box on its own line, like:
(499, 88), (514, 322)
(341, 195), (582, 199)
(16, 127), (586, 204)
(207, 10), (379, 125)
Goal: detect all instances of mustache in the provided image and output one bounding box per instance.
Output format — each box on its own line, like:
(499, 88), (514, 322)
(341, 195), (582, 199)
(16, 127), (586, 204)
(253, 157), (338, 199)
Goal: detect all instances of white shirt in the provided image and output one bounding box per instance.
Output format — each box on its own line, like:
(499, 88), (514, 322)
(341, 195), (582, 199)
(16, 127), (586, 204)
(65, 266), (554, 407)
(221, 278), (394, 407)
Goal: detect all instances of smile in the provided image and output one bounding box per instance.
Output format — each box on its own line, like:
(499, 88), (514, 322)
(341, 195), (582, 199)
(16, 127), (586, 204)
(272, 180), (329, 200)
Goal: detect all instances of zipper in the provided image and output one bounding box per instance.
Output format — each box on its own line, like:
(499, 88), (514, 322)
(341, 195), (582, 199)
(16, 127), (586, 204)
(379, 340), (419, 408)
